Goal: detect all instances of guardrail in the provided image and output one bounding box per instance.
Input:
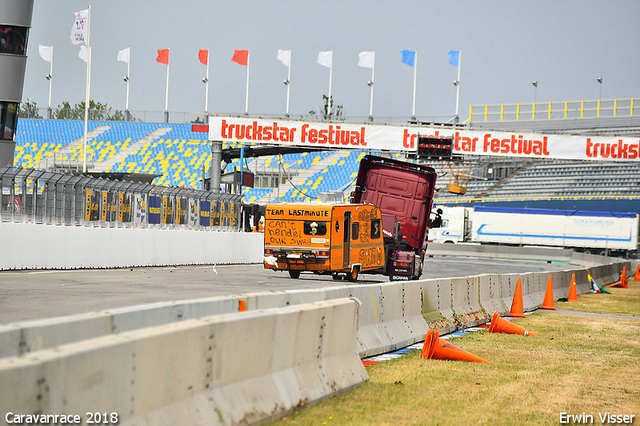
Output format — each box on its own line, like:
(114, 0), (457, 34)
(0, 246), (634, 426)
(469, 97), (639, 122)
(0, 166), (241, 230)
(0, 299), (368, 426)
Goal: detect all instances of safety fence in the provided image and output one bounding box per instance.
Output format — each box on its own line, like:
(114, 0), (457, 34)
(0, 166), (241, 230)
(469, 97), (639, 122)
(0, 254), (633, 426)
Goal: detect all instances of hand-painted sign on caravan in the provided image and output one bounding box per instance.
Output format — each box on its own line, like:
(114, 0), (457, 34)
(207, 116), (640, 161)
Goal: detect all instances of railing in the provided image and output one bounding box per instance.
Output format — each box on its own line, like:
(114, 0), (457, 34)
(435, 194), (640, 204)
(469, 98), (639, 122)
(0, 166), (242, 230)
(18, 107), (458, 126)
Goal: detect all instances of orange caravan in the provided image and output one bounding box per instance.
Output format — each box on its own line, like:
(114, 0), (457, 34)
(263, 202), (385, 281)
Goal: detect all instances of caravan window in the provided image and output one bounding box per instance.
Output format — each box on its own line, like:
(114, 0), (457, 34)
(304, 221), (327, 236)
(352, 222), (360, 240)
(371, 218), (381, 239)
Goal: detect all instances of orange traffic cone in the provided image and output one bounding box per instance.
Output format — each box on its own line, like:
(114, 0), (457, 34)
(567, 273), (578, 302)
(540, 276), (557, 310)
(609, 266), (628, 288)
(239, 300), (247, 312)
(634, 264), (640, 281)
(421, 329), (489, 364)
(488, 311), (538, 337)
(507, 277), (526, 318)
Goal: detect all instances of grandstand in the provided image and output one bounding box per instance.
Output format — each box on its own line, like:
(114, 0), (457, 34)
(13, 116), (640, 213)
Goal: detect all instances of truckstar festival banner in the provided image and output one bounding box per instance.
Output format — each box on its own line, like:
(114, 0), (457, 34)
(208, 116), (640, 161)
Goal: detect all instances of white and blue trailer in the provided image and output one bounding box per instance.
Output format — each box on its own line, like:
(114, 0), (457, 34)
(431, 206), (639, 256)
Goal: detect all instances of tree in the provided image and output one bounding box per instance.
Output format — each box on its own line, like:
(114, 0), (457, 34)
(19, 99), (42, 119)
(53, 100), (130, 121)
(309, 95), (344, 121)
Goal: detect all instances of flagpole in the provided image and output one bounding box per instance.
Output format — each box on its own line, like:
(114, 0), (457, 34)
(328, 50), (333, 116)
(411, 50), (417, 120)
(82, 5), (91, 173)
(204, 48), (210, 115)
(164, 48), (170, 123)
(285, 49), (291, 117)
(48, 45), (53, 119)
(245, 49), (250, 115)
(455, 50), (461, 121)
(125, 46), (130, 114)
(369, 51), (375, 121)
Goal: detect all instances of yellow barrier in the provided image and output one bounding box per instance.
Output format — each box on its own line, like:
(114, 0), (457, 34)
(435, 194), (640, 205)
(470, 97), (639, 122)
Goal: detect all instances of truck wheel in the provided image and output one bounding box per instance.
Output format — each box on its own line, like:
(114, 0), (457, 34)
(288, 270), (301, 279)
(347, 267), (359, 282)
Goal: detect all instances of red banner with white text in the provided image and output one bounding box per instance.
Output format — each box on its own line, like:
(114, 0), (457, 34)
(208, 117), (640, 161)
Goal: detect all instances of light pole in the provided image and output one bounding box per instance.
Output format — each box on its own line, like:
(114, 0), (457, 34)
(452, 79), (459, 123)
(532, 81), (538, 120)
(597, 77), (603, 100)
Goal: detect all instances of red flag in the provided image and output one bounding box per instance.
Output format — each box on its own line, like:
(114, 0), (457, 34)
(198, 49), (208, 65)
(156, 49), (169, 65)
(231, 49), (249, 66)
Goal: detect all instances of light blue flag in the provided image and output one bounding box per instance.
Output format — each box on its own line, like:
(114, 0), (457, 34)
(401, 50), (416, 67)
(448, 50), (460, 66)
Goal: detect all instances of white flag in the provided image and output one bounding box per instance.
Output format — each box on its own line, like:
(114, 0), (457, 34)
(277, 49), (291, 67)
(78, 45), (88, 62)
(317, 50), (333, 68)
(358, 51), (375, 69)
(38, 45), (53, 63)
(117, 47), (130, 64)
(70, 9), (89, 45)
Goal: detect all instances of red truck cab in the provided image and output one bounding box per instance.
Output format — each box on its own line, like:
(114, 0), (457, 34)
(352, 155), (437, 280)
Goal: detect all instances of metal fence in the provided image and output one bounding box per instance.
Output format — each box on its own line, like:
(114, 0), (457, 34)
(0, 166), (242, 230)
(469, 97), (639, 122)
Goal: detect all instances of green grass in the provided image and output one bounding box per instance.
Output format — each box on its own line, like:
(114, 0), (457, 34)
(271, 281), (640, 426)
(556, 279), (640, 317)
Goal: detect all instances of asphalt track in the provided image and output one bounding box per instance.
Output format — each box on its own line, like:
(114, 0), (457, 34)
(0, 256), (574, 324)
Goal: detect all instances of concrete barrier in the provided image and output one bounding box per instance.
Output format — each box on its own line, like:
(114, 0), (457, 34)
(0, 223), (264, 270)
(0, 313), (113, 358)
(2, 253), (630, 365)
(0, 297), (242, 359)
(402, 280), (430, 345)
(0, 299), (367, 426)
(450, 277), (488, 327)
(321, 282), (429, 358)
(521, 273), (542, 311)
(285, 288), (325, 306)
(500, 274), (518, 313)
(242, 291), (288, 310)
(427, 242), (573, 262)
(589, 261), (628, 288)
(477, 274), (508, 316)
(421, 278), (457, 334)
(573, 268), (591, 294)
(344, 283), (393, 357)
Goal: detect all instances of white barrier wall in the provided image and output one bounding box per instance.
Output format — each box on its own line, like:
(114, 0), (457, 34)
(1, 258), (630, 361)
(0, 297), (242, 358)
(0, 222), (263, 270)
(427, 242), (573, 262)
(0, 299), (368, 426)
